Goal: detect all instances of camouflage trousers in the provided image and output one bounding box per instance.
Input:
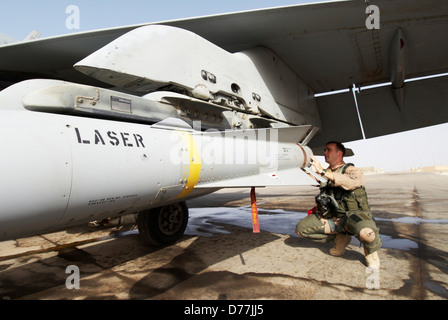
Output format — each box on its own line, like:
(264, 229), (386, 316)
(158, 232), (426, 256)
(295, 212), (382, 254)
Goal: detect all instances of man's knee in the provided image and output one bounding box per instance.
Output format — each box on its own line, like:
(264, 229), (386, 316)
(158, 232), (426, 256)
(295, 222), (307, 238)
(360, 228), (376, 243)
(295, 214), (324, 238)
(295, 215), (335, 243)
(295, 224), (305, 238)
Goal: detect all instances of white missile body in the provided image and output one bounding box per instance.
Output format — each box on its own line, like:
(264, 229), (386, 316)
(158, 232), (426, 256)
(0, 80), (315, 241)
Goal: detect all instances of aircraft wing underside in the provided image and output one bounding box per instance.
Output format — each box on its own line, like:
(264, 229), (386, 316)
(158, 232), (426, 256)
(0, 0), (447, 144)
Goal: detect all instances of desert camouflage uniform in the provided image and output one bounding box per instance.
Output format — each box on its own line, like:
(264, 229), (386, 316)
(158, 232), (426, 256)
(296, 163), (382, 254)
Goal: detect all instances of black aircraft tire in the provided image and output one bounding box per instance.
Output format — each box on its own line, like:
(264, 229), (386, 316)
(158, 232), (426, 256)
(137, 202), (189, 246)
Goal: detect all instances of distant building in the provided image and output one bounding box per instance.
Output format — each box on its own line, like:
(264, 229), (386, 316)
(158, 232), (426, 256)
(360, 167), (384, 175)
(411, 166), (448, 173)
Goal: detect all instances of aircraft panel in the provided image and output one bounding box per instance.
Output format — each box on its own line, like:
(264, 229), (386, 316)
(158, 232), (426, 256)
(357, 76), (448, 139)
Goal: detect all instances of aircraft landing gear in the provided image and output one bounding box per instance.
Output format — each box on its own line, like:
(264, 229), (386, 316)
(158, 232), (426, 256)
(137, 202), (189, 246)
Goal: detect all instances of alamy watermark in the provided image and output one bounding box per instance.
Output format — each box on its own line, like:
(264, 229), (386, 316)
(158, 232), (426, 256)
(63, 4), (379, 35)
(63, 259), (378, 291)
(66, 265), (80, 290)
(57, 3), (383, 294)
(66, 5), (81, 31)
(366, 267), (380, 289)
(365, 5), (380, 30)
(168, 121), (280, 168)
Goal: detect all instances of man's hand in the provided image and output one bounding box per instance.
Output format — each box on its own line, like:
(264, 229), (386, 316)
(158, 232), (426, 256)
(310, 155), (324, 174)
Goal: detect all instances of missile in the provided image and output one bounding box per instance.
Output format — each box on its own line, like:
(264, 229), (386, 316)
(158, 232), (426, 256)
(0, 79), (316, 244)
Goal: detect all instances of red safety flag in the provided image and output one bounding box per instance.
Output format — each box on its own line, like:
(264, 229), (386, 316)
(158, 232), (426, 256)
(251, 187), (260, 233)
(307, 206), (317, 215)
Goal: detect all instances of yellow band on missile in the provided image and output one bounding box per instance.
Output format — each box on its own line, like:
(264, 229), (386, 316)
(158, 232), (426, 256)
(177, 132), (201, 199)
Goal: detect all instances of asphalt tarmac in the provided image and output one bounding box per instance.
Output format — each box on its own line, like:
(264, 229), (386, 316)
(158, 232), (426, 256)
(0, 172), (447, 300)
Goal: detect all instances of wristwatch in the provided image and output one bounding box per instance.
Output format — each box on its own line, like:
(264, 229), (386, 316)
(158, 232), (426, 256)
(320, 169), (326, 176)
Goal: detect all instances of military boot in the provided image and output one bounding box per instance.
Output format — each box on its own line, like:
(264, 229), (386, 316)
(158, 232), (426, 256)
(329, 233), (351, 256)
(364, 248), (380, 269)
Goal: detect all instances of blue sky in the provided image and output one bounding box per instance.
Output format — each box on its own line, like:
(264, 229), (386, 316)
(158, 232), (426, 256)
(1, 0), (447, 172)
(0, 0), (323, 40)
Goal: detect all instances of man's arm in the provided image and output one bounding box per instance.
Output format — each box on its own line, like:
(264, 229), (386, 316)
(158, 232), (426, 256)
(310, 156), (365, 190)
(331, 166), (365, 190)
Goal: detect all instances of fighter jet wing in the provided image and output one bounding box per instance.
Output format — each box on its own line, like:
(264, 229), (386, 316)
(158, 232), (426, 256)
(1, 0), (447, 144)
